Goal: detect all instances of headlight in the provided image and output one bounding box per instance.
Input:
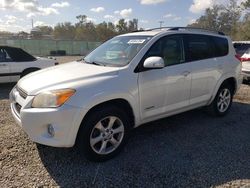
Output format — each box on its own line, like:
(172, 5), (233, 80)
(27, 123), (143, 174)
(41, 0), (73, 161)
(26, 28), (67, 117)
(32, 89), (75, 108)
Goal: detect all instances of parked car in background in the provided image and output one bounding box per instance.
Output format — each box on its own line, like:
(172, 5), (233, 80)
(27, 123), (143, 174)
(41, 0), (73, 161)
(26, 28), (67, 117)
(0, 46), (58, 83)
(10, 27), (242, 162)
(233, 41), (250, 81)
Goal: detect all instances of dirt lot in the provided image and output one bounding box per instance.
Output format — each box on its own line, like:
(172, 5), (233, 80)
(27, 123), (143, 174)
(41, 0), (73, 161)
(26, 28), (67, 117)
(0, 70), (250, 187)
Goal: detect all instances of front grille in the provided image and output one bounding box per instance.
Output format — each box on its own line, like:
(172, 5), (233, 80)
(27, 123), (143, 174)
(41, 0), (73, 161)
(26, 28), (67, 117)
(16, 86), (28, 99)
(14, 103), (21, 116)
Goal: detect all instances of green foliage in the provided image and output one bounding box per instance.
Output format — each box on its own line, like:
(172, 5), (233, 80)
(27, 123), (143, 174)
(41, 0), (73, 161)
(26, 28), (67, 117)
(52, 15), (139, 41)
(188, 0), (250, 40)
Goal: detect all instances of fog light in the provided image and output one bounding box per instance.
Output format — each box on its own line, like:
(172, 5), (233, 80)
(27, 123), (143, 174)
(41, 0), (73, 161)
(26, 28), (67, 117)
(47, 124), (55, 137)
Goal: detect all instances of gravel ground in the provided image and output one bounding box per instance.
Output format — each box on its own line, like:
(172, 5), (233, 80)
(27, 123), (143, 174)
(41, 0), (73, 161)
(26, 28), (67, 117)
(0, 81), (250, 187)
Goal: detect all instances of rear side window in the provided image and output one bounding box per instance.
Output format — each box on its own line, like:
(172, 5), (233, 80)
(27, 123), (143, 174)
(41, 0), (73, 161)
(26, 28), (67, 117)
(212, 37), (229, 57)
(185, 35), (213, 61)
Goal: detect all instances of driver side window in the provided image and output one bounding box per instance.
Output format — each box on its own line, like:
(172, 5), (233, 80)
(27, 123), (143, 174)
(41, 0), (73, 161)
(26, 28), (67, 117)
(146, 35), (184, 66)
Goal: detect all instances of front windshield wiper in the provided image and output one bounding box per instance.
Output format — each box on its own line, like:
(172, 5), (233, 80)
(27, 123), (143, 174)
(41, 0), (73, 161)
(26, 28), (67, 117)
(83, 59), (106, 66)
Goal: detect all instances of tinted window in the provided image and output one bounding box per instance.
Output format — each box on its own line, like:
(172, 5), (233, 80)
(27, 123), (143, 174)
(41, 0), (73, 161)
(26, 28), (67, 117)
(146, 35), (184, 66)
(185, 35), (213, 61)
(0, 48), (12, 62)
(212, 37), (229, 57)
(234, 43), (250, 56)
(4, 47), (36, 62)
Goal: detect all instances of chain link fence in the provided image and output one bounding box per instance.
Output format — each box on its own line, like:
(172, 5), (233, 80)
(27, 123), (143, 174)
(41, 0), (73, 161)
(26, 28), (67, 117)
(0, 39), (101, 56)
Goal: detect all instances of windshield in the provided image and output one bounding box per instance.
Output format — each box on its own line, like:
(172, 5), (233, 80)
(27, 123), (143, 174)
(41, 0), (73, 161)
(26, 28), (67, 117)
(84, 35), (152, 67)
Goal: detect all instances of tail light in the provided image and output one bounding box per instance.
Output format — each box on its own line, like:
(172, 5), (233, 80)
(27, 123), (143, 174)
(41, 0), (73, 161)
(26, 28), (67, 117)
(235, 54), (250, 62)
(235, 54), (242, 62)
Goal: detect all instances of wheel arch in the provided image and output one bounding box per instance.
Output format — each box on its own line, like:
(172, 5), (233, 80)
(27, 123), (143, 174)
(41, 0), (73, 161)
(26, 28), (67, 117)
(209, 76), (237, 105)
(73, 98), (136, 146)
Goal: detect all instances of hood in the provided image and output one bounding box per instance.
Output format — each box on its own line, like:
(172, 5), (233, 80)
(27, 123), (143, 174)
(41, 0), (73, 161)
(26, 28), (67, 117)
(18, 61), (120, 95)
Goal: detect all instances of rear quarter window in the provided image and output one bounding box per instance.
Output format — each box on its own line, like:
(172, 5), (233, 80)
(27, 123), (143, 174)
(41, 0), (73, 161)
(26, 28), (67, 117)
(211, 37), (229, 57)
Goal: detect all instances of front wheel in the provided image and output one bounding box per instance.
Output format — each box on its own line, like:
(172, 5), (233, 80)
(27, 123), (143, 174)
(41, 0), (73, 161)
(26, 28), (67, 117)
(207, 84), (233, 116)
(76, 106), (130, 162)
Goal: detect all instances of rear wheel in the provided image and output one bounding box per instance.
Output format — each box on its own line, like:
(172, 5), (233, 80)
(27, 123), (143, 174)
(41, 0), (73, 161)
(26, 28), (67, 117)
(207, 84), (233, 116)
(77, 106), (130, 162)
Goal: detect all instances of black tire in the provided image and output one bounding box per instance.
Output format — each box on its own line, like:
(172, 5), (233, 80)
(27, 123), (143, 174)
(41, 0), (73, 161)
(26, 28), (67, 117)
(207, 83), (233, 116)
(76, 105), (130, 162)
(21, 68), (39, 78)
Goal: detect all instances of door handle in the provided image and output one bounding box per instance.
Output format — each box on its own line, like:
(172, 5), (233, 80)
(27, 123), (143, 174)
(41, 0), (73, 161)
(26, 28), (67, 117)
(182, 71), (190, 77)
(0, 64), (7, 66)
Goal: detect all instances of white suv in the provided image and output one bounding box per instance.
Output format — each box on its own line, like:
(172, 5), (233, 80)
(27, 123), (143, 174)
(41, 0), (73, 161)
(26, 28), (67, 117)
(10, 27), (242, 161)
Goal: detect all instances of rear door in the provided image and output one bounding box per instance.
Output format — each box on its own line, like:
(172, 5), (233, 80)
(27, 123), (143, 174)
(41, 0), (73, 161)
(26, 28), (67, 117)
(184, 34), (225, 105)
(0, 48), (11, 83)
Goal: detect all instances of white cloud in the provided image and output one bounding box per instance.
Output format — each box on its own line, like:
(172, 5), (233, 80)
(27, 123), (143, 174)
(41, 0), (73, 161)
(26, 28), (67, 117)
(38, 7), (59, 16)
(0, 0), (60, 17)
(0, 13), (29, 32)
(189, 0), (214, 14)
(26, 12), (36, 18)
(114, 10), (120, 14)
(90, 7), (105, 13)
(5, 15), (18, 24)
(140, 0), (166, 5)
(174, 16), (181, 21)
(188, 0), (245, 14)
(139, 19), (149, 23)
(164, 13), (181, 21)
(188, 18), (196, 24)
(104, 15), (114, 19)
(164, 14), (174, 18)
(86, 17), (97, 23)
(51, 1), (70, 8)
(34, 21), (46, 27)
(119, 8), (133, 18)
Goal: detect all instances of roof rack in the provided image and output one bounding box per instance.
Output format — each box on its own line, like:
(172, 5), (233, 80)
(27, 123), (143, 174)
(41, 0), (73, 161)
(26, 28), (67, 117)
(135, 27), (225, 36)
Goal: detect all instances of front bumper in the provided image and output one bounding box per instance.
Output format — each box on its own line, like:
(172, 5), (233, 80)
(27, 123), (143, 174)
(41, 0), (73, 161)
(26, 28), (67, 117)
(10, 87), (83, 147)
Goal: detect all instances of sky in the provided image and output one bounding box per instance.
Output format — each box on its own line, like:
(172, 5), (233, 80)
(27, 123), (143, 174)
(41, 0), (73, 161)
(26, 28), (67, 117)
(0, 0), (247, 33)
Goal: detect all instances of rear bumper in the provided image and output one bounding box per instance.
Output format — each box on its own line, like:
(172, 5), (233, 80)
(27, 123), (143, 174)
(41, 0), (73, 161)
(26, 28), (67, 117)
(242, 70), (250, 80)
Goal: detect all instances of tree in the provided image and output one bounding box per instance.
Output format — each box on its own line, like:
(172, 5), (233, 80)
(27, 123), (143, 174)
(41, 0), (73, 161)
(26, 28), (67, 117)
(189, 5), (223, 30)
(53, 22), (75, 40)
(36, 26), (53, 35)
(242, 0), (250, 9)
(76, 15), (87, 26)
(116, 19), (129, 34)
(188, 0), (241, 39)
(128, 19), (138, 31)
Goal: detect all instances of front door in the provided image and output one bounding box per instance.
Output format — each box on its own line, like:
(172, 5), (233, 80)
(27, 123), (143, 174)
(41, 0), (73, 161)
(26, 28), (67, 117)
(138, 35), (191, 120)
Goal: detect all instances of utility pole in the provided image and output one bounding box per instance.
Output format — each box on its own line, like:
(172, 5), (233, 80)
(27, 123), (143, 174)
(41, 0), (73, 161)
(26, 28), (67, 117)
(31, 19), (34, 28)
(159, 21), (164, 28)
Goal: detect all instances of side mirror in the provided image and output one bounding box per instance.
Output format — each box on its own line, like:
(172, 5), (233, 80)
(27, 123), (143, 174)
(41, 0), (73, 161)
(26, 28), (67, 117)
(143, 56), (164, 69)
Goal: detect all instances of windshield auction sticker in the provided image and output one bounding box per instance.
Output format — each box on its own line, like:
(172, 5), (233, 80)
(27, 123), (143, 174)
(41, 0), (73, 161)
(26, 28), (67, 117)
(128, 39), (146, 44)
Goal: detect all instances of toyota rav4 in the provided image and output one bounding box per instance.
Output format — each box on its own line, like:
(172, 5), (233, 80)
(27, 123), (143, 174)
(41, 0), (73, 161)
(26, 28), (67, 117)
(10, 27), (242, 161)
